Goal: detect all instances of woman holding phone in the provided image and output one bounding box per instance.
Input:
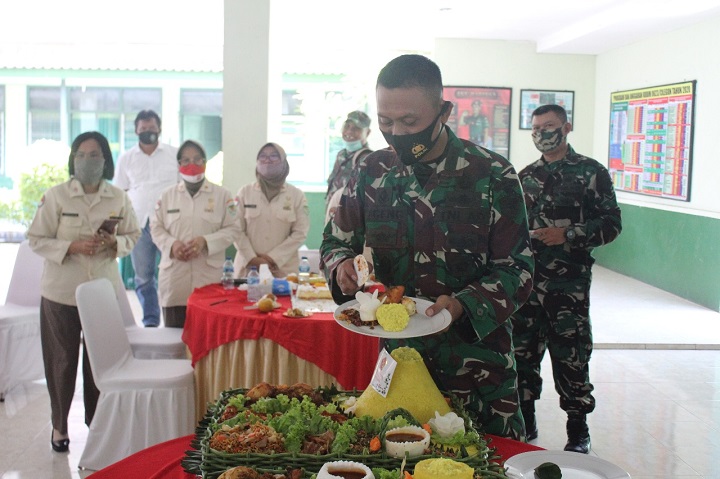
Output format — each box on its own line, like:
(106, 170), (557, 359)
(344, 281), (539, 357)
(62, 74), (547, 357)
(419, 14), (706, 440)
(27, 131), (140, 453)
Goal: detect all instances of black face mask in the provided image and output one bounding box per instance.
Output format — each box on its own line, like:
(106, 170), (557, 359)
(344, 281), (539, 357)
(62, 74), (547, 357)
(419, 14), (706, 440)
(138, 131), (159, 145)
(381, 102), (449, 166)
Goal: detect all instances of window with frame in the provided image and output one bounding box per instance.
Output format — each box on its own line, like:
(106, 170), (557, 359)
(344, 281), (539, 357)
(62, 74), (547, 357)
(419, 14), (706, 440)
(28, 86), (161, 160)
(69, 87), (161, 159)
(28, 86), (62, 143)
(180, 89), (222, 159)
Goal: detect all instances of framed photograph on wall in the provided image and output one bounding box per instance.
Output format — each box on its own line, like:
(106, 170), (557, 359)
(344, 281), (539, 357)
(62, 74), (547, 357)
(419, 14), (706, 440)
(444, 85), (512, 160)
(519, 89), (575, 129)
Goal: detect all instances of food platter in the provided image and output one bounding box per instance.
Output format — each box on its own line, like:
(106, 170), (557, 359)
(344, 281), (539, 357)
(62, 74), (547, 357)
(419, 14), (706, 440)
(181, 383), (508, 479)
(333, 297), (452, 338)
(504, 451), (630, 479)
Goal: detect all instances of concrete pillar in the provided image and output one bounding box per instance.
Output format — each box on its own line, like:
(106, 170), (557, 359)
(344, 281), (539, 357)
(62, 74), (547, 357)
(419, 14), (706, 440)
(222, 0), (271, 195)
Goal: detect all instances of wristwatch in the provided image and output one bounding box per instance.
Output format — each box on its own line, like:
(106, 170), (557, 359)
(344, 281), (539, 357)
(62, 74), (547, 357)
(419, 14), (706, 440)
(564, 227), (577, 243)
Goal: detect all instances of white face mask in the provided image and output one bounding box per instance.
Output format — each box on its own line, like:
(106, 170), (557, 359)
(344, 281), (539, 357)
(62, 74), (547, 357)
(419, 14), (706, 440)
(257, 162), (285, 179)
(180, 172), (205, 183)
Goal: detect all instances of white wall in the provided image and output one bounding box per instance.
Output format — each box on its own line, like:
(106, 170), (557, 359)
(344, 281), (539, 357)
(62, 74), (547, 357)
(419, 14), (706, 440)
(435, 39), (596, 172)
(594, 15), (720, 219)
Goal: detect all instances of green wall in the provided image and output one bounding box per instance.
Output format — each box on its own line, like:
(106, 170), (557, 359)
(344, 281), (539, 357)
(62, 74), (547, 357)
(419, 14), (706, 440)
(305, 192), (327, 250)
(593, 203), (720, 311)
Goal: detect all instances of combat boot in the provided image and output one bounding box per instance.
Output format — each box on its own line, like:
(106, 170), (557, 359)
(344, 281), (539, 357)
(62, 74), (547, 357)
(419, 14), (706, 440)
(520, 401), (538, 441)
(564, 413), (590, 454)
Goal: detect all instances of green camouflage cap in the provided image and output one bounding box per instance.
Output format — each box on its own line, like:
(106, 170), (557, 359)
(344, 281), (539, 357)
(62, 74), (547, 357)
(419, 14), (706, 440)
(346, 110), (371, 128)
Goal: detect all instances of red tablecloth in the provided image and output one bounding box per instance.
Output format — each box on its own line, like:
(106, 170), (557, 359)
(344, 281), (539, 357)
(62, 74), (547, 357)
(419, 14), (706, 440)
(183, 284), (379, 390)
(88, 434), (544, 479)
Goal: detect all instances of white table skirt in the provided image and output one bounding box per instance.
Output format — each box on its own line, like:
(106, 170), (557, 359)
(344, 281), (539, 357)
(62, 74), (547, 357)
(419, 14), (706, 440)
(193, 338), (340, 421)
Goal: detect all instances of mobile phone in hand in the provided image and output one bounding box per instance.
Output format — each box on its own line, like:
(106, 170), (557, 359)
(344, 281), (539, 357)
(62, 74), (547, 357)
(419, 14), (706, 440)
(98, 218), (119, 234)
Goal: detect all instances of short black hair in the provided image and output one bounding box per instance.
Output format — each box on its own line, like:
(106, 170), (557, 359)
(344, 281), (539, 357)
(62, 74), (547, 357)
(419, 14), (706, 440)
(532, 104), (568, 123)
(68, 131), (115, 180)
(377, 54), (444, 104)
(134, 109), (162, 129)
(177, 139), (207, 162)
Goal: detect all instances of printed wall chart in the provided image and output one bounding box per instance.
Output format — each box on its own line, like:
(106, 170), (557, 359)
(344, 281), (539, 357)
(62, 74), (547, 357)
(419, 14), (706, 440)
(608, 81), (696, 201)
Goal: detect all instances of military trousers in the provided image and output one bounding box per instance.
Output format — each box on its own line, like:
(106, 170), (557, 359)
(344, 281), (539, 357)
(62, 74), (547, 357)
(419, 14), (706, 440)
(511, 275), (595, 415)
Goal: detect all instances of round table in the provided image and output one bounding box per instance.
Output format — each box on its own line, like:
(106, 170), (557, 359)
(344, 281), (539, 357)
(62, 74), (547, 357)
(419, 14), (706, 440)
(183, 284), (380, 419)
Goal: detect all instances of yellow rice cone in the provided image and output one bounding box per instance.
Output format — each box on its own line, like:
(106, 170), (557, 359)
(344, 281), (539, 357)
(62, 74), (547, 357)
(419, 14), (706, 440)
(354, 347), (452, 423)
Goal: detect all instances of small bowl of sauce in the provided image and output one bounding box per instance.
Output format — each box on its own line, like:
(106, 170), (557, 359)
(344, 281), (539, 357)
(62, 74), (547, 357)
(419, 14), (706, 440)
(317, 460), (374, 479)
(384, 425), (431, 458)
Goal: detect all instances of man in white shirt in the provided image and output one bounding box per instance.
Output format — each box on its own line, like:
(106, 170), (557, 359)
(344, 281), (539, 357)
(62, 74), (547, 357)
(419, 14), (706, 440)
(115, 110), (179, 327)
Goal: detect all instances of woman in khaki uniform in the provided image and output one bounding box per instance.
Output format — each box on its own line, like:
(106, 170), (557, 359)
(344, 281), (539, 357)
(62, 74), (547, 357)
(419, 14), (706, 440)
(233, 142), (310, 278)
(150, 140), (241, 328)
(27, 131), (140, 453)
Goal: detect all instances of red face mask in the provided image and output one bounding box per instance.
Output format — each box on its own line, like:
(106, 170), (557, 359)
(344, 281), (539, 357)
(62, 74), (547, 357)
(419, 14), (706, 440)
(179, 163), (206, 183)
(179, 164), (205, 176)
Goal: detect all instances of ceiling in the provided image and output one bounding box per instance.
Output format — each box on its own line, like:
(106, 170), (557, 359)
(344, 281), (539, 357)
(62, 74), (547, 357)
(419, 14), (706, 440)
(0, 0), (719, 71)
(275, 0), (720, 55)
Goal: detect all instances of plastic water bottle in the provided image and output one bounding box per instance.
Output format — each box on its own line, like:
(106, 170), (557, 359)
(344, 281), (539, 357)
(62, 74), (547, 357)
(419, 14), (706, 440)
(299, 256), (311, 285)
(221, 257), (235, 290)
(247, 266), (261, 302)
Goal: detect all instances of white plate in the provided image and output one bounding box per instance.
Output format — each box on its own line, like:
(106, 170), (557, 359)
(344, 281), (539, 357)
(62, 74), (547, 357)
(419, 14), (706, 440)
(333, 297), (452, 338)
(504, 451), (630, 479)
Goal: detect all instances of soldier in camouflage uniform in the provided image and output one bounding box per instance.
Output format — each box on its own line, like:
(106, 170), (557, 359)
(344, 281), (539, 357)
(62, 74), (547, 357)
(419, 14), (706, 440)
(320, 54), (534, 440)
(511, 104), (622, 453)
(325, 111), (373, 213)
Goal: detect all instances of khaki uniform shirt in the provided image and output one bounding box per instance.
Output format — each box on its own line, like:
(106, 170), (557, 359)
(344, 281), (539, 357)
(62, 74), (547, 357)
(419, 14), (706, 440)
(151, 181), (241, 307)
(28, 178), (140, 306)
(233, 182), (310, 278)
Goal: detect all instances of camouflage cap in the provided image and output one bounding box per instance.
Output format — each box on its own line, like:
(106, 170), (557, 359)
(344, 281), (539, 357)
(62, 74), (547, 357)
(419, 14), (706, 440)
(346, 110), (371, 129)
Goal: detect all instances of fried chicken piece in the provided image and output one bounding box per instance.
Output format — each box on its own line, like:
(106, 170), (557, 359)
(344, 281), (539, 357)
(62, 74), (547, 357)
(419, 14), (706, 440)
(379, 285), (405, 304)
(301, 429), (335, 454)
(283, 382), (324, 404)
(245, 382), (275, 401)
(218, 466), (262, 479)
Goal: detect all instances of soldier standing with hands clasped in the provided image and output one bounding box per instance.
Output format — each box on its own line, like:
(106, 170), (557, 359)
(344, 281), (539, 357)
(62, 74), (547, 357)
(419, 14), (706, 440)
(511, 104), (622, 453)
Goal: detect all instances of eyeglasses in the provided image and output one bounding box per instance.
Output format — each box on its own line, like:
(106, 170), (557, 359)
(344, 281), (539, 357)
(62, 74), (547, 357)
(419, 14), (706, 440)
(258, 153), (281, 161)
(74, 152), (104, 161)
(179, 156), (205, 166)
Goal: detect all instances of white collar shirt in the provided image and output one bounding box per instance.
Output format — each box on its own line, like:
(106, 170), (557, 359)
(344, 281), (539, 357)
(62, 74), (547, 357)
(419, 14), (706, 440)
(114, 142), (180, 225)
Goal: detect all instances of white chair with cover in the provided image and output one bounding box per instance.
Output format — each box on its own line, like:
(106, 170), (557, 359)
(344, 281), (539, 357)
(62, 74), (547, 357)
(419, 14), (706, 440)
(0, 240), (44, 401)
(75, 278), (195, 471)
(114, 282), (186, 359)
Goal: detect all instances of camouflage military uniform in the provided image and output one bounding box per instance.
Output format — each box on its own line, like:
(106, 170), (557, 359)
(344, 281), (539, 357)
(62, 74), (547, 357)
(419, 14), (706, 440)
(512, 145), (621, 415)
(321, 129), (534, 440)
(325, 147), (373, 210)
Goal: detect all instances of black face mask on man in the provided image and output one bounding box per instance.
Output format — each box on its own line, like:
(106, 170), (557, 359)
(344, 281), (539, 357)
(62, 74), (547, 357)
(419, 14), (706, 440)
(138, 131), (159, 145)
(382, 102), (450, 166)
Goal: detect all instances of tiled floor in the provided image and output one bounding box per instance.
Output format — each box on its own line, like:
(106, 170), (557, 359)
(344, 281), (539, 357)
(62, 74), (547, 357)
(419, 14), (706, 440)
(1, 241), (719, 478)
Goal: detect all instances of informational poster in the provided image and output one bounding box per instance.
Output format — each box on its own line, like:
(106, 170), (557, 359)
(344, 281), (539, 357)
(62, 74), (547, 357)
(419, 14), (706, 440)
(444, 85), (512, 160)
(608, 81), (695, 201)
